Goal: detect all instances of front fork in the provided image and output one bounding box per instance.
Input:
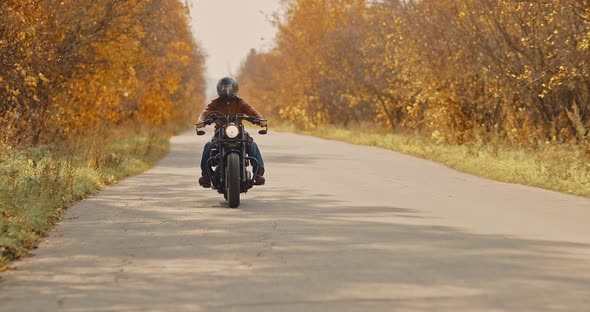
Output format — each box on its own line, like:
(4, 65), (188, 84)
(206, 149), (259, 192)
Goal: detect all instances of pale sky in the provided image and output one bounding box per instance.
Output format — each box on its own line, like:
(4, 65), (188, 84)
(189, 0), (283, 98)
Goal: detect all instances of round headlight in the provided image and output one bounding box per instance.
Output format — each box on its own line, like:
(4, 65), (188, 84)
(225, 125), (239, 138)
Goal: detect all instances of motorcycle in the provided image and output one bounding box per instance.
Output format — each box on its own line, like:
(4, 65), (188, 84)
(196, 112), (267, 208)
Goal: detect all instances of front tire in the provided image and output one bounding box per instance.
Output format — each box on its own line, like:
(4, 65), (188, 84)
(226, 152), (240, 208)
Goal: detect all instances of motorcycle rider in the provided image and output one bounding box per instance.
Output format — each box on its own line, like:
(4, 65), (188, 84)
(195, 76), (267, 188)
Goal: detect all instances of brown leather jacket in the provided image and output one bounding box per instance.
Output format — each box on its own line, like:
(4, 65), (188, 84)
(197, 97), (264, 130)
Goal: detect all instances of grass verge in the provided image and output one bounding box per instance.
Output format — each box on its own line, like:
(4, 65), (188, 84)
(275, 122), (590, 198)
(0, 125), (173, 266)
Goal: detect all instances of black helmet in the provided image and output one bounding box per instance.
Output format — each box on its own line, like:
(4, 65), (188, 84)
(217, 76), (239, 100)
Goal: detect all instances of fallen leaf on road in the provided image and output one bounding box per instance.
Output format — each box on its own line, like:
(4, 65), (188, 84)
(0, 266), (17, 272)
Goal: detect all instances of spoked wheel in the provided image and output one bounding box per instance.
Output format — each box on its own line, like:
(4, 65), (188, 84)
(226, 152), (240, 208)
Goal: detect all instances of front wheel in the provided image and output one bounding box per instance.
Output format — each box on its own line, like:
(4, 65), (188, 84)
(226, 152), (240, 208)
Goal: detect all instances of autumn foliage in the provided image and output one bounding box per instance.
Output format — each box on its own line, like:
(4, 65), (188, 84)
(1, 0), (205, 264)
(0, 0), (205, 147)
(238, 0), (589, 148)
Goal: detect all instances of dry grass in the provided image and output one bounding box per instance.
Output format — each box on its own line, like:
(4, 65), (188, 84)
(0, 125), (171, 265)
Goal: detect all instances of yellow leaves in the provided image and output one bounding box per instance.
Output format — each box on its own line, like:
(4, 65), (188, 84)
(1, 0), (205, 146)
(24, 76), (38, 87)
(580, 33), (590, 50)
(9, 88), (21, 97)
(242, 0), (590, 145)
(38, 73), (49, 83)
(431, 130), (444, 144)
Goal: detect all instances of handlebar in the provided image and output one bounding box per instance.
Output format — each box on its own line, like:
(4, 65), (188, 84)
(196, 112), (268, 136)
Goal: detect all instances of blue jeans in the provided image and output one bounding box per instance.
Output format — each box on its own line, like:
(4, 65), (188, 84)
(200, 141), (265, 176)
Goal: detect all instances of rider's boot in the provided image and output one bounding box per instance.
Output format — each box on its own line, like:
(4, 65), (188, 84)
(198, 173), (211, 188)
(254, 169), (265, 185)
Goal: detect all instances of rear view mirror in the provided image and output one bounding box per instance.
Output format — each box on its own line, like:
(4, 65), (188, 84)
(258, 129), (267, 135)
(197, 130), (206, 136)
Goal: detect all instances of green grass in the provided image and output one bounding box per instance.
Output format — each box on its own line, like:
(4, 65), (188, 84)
(274, 122), (590, 198)
(0, 126), (171, 266)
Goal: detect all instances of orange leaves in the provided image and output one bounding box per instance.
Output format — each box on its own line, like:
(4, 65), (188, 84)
(237, 0), (589, 146)
(0, 0), (205, 147)
(239, 0), (370, 128)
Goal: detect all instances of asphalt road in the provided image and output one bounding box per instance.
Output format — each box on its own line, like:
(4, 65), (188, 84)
(1, 130), (589, 311)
